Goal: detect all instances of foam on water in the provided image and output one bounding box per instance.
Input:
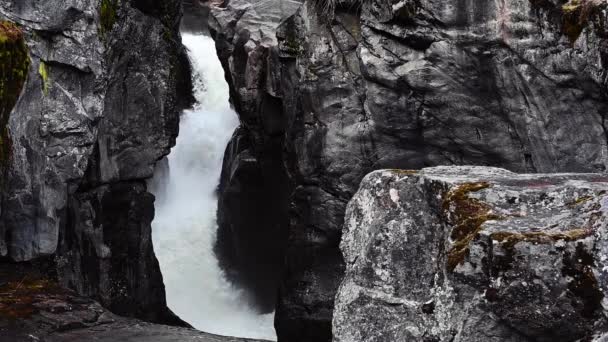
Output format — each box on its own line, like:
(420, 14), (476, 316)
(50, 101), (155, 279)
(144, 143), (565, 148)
(150, 33), (276, 341)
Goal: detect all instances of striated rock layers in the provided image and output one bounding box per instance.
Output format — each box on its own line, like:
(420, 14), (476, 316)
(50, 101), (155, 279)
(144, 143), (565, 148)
(210, 0), (608, 340)
(0, 0), (192, 325)
(335, 166), (608, 342)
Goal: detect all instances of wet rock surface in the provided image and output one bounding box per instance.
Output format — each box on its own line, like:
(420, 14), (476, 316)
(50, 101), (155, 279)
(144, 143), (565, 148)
(334, 166), (608, 342)
(210, 0), (608, 339)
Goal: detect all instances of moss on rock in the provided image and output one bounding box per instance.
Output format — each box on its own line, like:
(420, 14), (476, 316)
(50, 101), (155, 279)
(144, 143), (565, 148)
(100, 0), (120, 37)
(490, 228), (592, 249)
(38, 60), (50, 95)
(0, 20), (29, 167)
(0, 276), (61, 320)
(489, 227), (593, 277)
(569, 195), (594, 207)
(388, 169), (419, 176)
(443, 182), (503, 271)
(530, 0), (607, 43)
(561, 0), (588, 42)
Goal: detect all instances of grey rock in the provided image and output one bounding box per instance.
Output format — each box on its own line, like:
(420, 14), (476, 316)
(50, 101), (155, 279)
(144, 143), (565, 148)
(1, 0), (105, 262)
(56, 181), (182, 324)
(0, 278), (266, 342)
(181, 0), (212, 33)
(334, 166), (608, 342)
(0, 0), (192, 325)
(209, 0), (300, 313)
(210, 0), (608, 339)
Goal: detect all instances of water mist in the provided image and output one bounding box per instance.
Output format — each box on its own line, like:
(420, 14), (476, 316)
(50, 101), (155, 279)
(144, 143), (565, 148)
(150, 33), (276, 341)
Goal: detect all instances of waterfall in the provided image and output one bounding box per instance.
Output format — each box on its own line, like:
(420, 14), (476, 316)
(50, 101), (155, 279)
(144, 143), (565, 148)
(150, 33), (276, 341)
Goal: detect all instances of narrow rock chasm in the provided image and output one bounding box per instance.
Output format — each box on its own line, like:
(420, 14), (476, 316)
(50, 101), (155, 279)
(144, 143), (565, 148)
(149, 2), (279, 340)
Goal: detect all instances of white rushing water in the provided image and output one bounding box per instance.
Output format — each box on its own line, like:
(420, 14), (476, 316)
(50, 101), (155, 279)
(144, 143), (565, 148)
(150, 33), (276, 341)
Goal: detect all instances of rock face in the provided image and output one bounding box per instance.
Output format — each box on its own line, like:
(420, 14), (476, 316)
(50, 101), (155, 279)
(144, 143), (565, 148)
(209, 0), (301, 313)
(210, 0), (608, 340)
(0, 0), (192, 324)
(0, 269), (264, 342)
(334, 166), (608, 342)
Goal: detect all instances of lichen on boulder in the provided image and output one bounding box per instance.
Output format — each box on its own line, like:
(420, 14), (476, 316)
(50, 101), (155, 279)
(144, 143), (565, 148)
(335, 166), (608, 342)
(0, 20), (29, 166)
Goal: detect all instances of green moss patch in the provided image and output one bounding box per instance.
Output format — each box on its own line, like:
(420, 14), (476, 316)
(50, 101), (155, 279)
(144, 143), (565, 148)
(0, 20), (29, 167)
(100, 0), (120, 37)
(443, 182), (502, 272)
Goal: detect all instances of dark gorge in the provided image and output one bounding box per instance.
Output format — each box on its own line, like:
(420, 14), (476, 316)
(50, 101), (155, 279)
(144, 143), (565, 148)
(1, 0), (608, 341)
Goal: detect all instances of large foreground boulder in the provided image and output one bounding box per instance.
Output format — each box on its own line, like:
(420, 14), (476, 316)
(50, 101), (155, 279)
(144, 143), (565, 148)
(334, 166), (608, 342)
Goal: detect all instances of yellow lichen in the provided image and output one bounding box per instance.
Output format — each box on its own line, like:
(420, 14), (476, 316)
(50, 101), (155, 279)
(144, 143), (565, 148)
(568, 195), (594, 207)
(562, 0), (582, 13)
(38, 61), (49, 95)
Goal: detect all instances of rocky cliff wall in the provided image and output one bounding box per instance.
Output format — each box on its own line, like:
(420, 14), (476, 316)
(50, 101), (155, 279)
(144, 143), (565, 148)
(0, 0), (192, 324)
(210, 0), (608, 340)
(209, 0), (302, 314)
